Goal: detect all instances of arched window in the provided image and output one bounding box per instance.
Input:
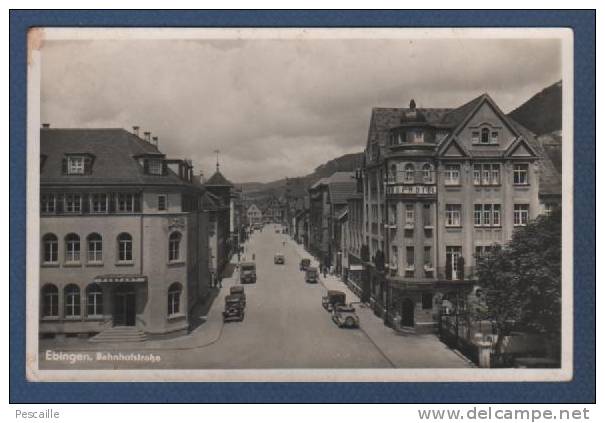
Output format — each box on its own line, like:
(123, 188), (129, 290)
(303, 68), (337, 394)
(42, 234), (58, 264)
(86, 283), (103, 317)
(65, 233), (80, 263)
(404, 164), (415, 184)
(167, 282), (182, 316)
(64, 284), (80, 317)
(87, 233), (103, 263)
(117, 233), (132, 262)
(168, 232), (181, 262)
(481, 127), (490, 144)
(41, 284), (59, 317)
(422, 163), (433, 183)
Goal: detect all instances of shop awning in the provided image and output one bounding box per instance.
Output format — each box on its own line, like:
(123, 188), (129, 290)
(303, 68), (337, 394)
(94, 274), (147, 284)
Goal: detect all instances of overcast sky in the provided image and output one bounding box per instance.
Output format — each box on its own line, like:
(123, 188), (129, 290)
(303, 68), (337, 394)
(40, 37), (561, 183)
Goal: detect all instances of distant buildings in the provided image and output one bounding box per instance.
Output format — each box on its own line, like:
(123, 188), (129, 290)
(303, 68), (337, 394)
(246, 203), (263, 225)
(39, 127), (234, 340)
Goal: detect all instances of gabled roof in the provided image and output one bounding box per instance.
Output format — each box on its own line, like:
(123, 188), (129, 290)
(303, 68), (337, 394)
(40, 128), (190, 187)
(205, 170), (234, 187)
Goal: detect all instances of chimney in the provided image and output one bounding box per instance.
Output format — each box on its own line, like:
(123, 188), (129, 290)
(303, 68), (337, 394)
(144, 131), (151, 142)
(41, 123), (50, 128)
(409, 99), (416, 110)
(152, 136), (158, 146)
(132, 126), (140, 136)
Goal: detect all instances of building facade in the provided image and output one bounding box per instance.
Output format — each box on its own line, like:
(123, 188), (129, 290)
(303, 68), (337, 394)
(246, 203), (263, 225)
(362, 95), (552, 332)
(39, 128), (210, 340)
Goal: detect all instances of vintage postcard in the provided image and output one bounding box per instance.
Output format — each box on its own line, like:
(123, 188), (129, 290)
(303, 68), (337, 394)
(26, 27), (573, 382)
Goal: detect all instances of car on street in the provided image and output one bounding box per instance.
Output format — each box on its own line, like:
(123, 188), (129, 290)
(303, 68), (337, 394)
(322, 290), (346, 311)
(331, 304), (360, 328)
(222, 295), (245, 322)
(229, 285), (246, 307)
(299, 258), (311, 271)
(305, 267), (319, 283)
(274, 253), (285, 265)
(240, 262), (257, 284)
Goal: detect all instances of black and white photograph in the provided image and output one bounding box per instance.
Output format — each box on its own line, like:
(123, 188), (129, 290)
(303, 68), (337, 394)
(26, 27), (573, 382)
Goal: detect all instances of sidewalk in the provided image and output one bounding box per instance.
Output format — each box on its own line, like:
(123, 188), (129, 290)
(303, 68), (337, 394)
(290, 238), (474, 368)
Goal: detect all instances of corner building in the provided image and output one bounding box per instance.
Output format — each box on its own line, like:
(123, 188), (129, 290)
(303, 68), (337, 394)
(363, 95), (547, 332)
(39, 128), (210, 340)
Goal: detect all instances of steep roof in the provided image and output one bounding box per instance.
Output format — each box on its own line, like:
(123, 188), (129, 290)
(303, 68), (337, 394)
(325, 172), (356, 205)
(205, 169), (234, 187)
(40, 128), (188, 187)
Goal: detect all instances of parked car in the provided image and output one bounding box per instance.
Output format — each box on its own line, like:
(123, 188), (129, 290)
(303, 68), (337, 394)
(299, 258), (311, 271)
(322, 290), (346, 311)
(229, 285), (246, 307)
(274, 253), (285, 265)
(223, 295), (245, 322)
(331, 304), (360, 328)
(240, 262), (257, 284)
(305, 267), (319, 283)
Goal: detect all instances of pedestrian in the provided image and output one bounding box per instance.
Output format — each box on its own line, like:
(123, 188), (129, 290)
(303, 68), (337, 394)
(217, 274), (223, 288)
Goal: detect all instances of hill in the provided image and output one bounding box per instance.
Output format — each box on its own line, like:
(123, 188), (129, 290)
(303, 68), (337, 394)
(508, 80), (562, 136)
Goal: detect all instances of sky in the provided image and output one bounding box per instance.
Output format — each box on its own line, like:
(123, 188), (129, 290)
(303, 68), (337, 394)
(40, 35), (562, 183)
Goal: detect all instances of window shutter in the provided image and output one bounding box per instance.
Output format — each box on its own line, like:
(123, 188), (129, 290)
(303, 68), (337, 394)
(445, 254), (452, 280)
(61, 158), (68, 175)
(457, 256), (465, 280)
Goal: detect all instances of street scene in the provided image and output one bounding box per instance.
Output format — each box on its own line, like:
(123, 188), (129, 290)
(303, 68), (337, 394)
(34, 30), (565, 375)
(40, 223), (471, 369)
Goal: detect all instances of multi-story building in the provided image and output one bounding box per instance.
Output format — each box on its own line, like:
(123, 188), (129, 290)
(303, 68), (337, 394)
(246, 204), (263, 225)
(203, 167), (233, 279)
(308, 172), (356, 268)
(39, 127), (210, 340)
(362, 95), (556, 332)
(343, 169), (368, 300)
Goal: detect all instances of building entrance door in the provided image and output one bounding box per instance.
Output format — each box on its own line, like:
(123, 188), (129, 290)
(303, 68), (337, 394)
(446, 246), (462, 280)
(401, 298), (415, 327)
(113, 286), (136, 326)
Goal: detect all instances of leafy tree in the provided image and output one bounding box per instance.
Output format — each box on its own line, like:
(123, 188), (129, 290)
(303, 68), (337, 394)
(474, 207), (561, 365)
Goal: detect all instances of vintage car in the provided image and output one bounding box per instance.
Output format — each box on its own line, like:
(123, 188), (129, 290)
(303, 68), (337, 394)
(229, 285), (246, 307)
(239, 262), (257, 284)
(222, 295), (245, 322)
(322, 290), (346, 311)
(299, 258), (311, 271)
(331, 304), (360, 328)
(305, 267), (319, 283)
(274, 253), (285, 265)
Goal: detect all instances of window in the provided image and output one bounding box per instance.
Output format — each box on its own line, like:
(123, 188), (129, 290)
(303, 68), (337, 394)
(41, 284), (59, 317)
(86, 283), (103, 317)
(87, 233), (103, 263)
(473, 164), (501, 186)
(424, 246), (432, 268)
(406, 246), (415, 268)
(474, 204), (482, 226)
(514, 204), (529, 226)
(446, 246), (462, 280)
(544, 203), (555, 216)
(445, 204), (461, 227)
(389, 165), (397, 183)
(471, 131), (480, 143)
(390, 245), (398, 271)
(167, 283), (182, 316)
(158, 195), (167, 211)
(169, 232), (181, 262)
(493, 204), (501, 226)
(117, 193), (135, 213)
(481, 128), (489, 144)
(473, 164), (481, 185)
(64, 284), (81, 317)
(422, 293), (433, 310)
(491, 131), (499, 143)
(148, 159), (163, 175)
(474, 204), (502, 227)
(404, 164), (415, 183)
(41, 194), (56, 214)
(422, 203), (432, 227)
(491, 164), (500, 185)
(414, 131), (424, 143)
(513, 164), (529, 185)
(422, 163), (433, 183)
(67, 156), (85, 175)
(90, 193), (108, 213)
(444, 164), (460, 185)
(117, 233), (133, 262)
(64, 193), (82, 213)
(65, 233), (80, 263)
(42, 233), (58, 263)
(405, 204), (415, 226)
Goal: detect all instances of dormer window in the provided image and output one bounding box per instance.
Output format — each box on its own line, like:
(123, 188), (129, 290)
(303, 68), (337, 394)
(491, 131), (499, 143)
(481, 128), (490, 144)
(63, 154), (94, 175)
(148, 159), (163, 175)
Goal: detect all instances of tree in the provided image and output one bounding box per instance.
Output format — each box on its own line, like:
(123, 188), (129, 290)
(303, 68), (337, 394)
(474, 207), (561, 365)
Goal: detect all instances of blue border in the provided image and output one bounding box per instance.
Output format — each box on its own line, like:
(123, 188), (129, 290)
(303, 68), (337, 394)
(9, 10), (595, 403)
